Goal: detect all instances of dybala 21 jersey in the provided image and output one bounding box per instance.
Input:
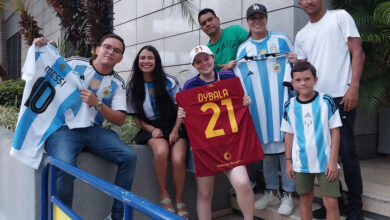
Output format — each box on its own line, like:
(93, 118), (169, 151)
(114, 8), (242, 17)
(10, 44), (83, 169)
(176, 77), (264, 177)
(234, 32), (293, 153)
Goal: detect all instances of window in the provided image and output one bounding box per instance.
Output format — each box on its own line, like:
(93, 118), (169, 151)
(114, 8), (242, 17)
(7, 33), (21, 79)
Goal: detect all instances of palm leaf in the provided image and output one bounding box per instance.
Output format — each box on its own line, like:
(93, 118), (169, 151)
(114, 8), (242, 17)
(375, 2), (390, 25)
(163, 0), (198, 28)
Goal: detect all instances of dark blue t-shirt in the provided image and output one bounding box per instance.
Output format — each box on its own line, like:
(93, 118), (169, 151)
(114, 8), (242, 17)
(183, 70), (235, 90)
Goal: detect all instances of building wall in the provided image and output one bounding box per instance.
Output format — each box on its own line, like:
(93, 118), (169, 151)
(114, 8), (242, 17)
(113, 0), (313, 84)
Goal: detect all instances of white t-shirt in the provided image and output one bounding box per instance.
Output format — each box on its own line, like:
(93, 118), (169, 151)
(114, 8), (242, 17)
(281, 92), (342, 173)
(294, 10), (360, 98)
(64, 57), (127, 128)
(234, 31), (292, 154)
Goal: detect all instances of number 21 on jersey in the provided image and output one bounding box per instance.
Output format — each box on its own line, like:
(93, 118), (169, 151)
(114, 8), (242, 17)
(201, 98), (238, 138)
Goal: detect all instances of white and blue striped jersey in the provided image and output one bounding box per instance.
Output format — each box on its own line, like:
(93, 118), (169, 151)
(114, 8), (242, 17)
(11, 44), (83, 169)
(127, 75), (181, 120)
(280, 92), (342, 173)
(64, 57), (127, 128)
(234, 31), (293, 154)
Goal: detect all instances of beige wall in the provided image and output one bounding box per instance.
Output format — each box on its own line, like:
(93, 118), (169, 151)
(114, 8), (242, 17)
(113, 0), (311, 84)
(5, 0), (318, 84)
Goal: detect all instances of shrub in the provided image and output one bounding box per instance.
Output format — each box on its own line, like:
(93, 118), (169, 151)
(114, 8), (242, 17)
(0, 105), (19, 131)
(103, 116), (140, 145)
(0, 79), (25, 107)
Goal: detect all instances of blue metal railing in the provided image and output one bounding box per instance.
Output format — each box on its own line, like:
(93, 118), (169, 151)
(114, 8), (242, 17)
(41, 156), (183, 220)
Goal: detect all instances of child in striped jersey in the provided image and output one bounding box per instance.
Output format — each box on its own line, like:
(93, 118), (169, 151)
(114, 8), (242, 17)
(281, 62), (342, 220)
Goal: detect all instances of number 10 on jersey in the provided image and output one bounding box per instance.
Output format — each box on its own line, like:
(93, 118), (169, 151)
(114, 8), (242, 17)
(201, 98), (238, 139)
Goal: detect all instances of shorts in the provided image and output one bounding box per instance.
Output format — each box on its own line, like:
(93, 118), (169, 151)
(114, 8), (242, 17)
(295, 172), (340, 197)
(135, 118), (187, 144)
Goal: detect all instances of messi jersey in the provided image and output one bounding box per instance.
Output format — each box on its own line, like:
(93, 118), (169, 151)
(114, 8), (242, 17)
(234, 32), (293, 153)
(127, 75), (181, 120)
(11, 44), (83, 169)
(176, 77), (264, 177)
(281, 92), (342, 173)
(64, 57), (127, 128)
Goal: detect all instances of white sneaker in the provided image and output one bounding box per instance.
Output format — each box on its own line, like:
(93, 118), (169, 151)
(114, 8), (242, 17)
(255, 190), (280, 209)
(277, 191), (294, 215)
(104, 214), (123, 220)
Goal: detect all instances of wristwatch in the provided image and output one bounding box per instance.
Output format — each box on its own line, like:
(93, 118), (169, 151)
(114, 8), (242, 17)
(95, 100), (103, 111)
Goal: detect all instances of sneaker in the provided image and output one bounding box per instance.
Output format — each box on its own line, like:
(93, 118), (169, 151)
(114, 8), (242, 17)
(255, 190), (280, 209)
(277, 191), (294, 215)
(312, 206), (326, 219)
(313, 204), (348, 219)
(346, 210), (363, 220)
(104, 214), (122, 220)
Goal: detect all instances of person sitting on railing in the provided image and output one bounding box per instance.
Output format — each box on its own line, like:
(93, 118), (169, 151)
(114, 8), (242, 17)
(33, 34), (137, 220)
(127, 45), (189, 219)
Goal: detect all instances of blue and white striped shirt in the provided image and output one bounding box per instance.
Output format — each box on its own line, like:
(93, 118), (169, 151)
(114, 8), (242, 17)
(11, 44), (83, 168)
(281, 92), (342, 173)
(234, 31), (293, 153)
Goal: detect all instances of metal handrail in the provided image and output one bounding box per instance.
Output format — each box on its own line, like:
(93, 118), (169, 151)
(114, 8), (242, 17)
(41, 156), (183, 220)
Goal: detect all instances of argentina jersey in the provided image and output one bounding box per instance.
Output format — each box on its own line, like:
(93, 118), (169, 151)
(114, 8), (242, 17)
(234, 32), (293, 153)
(280, 93), (342, 173)
(64, 57), (127, 128)
(11, 44), (83, 169)
(127, 75), (181, 120)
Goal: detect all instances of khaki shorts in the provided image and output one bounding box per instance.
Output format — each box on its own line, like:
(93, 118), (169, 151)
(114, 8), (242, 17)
(295, 172), (340, 197)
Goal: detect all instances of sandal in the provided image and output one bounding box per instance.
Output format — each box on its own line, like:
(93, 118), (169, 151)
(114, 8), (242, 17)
(160, 197), (175, 213)
(176, 202), (189, 219)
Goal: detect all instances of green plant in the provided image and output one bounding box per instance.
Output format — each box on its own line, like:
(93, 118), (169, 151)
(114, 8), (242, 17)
(0, 79), (25, 107)
(0, 105), (19, 131)
(332, 0), (390, 115)
(103, 116), (140, 145)
(50, 38), (79, 58)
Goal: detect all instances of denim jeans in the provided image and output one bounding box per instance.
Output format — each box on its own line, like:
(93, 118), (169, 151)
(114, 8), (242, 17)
(45, 125), (137, 220)
(263, 148), (295, 192)
(333, 97), (363, 211)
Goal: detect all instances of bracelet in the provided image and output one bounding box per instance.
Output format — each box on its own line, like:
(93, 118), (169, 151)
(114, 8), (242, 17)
(285, 158), (292, 161)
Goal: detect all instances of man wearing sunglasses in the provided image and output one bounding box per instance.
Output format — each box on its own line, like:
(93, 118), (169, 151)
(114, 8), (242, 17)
(34, 33), (137, 220)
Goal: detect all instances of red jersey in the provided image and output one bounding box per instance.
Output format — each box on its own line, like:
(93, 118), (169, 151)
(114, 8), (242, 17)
(176, 77), (264, 177)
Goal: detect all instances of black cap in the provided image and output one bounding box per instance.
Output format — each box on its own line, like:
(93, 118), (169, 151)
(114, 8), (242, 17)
(247, 3), (267, 18)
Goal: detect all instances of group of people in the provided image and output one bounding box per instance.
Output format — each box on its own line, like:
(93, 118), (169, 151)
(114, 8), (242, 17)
(31, 0), (365, 219)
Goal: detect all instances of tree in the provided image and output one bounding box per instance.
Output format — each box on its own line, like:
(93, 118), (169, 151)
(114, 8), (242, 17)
(0, 0), (42, 45)
(332, 0), (390, 114)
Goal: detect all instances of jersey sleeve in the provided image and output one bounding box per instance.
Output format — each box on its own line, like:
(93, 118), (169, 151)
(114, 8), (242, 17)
(21, 45), (37, 82)
(322, 94), (342, 129)
(280, 99), (293, 133)
(336, 10), (360, 42)
(168, 75), (182, 105)
(294, 33), (306, 60)
(111, 84), (127, 112)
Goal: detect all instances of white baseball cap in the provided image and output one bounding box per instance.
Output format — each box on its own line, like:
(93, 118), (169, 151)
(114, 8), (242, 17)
(190, 45), (214, 64)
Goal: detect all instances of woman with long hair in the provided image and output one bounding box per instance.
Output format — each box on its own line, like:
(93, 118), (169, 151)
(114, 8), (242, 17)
(127, 45), (188, 218)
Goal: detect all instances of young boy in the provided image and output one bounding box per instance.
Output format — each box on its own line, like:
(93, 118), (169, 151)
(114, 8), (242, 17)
(281, 61), (342, 220)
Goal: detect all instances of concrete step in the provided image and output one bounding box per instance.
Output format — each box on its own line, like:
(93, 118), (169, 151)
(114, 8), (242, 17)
(313, 157), (390, 217)
(230, 192), (376, 220)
